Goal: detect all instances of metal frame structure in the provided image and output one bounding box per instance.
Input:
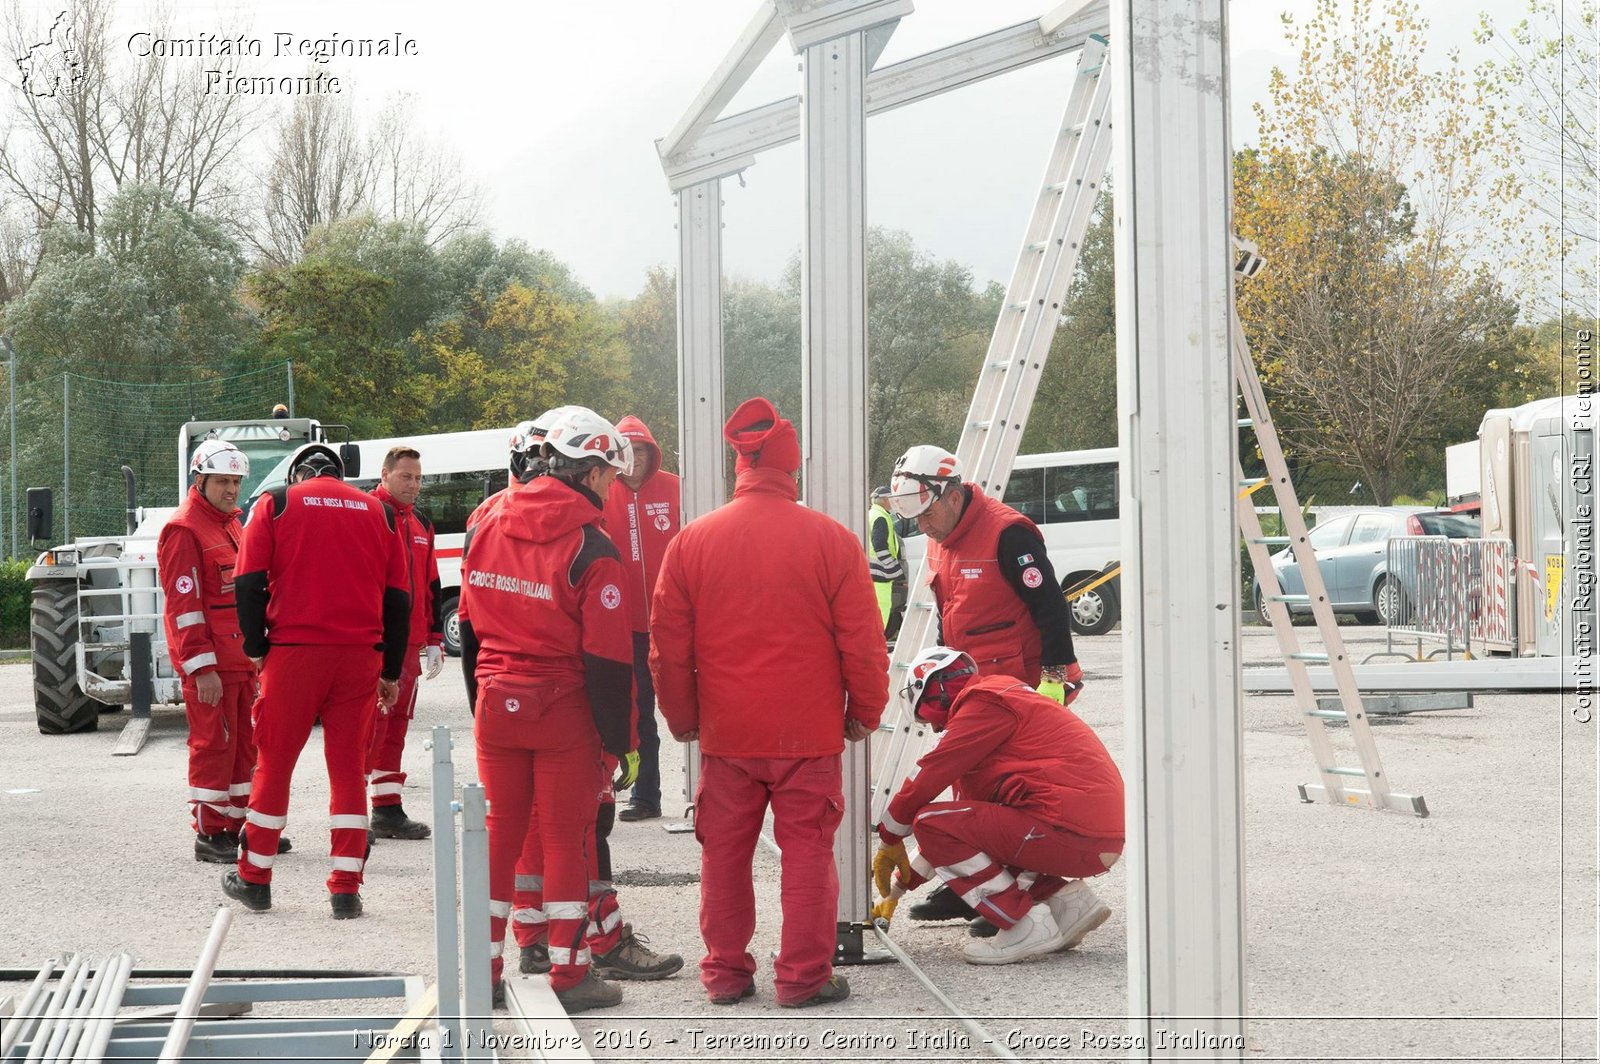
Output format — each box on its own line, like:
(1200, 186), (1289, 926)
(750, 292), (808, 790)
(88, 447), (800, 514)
(661, 0), (1248, 1049)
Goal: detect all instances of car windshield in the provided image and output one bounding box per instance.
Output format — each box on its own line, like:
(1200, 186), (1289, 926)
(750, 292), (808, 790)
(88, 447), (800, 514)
(1414, 512), (1480, 538)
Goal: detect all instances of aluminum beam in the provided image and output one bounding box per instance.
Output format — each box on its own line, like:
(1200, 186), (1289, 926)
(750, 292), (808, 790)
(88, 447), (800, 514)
(777, 0), (911, 51)
(1245, 655), (1591, 693)
(662, 10), (1111, 188)
(1113, 0), (1246, 1055)
(657, 2), (783, 162)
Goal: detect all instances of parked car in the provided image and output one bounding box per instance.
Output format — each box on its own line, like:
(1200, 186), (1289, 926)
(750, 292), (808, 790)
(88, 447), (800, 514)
(1251, 507), (1481, 626)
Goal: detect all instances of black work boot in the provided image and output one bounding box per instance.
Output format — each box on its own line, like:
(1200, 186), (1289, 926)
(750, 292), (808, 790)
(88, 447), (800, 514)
(520, 942), (551, 975)
(330, 892), (363, 919)
(221, 870), (271, 912)
(237, 826), (293, 855)
(371, 804), (431, 840)
(194, 832), (237, 864)
(908, 884), (978, 922)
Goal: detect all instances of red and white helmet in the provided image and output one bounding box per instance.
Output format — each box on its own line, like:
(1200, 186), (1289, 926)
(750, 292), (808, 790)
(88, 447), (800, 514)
(190, 440), (250, 478)
(541, 407), (633, 477)
(886, 445), (962, 519)
(899, 646), (979, 731)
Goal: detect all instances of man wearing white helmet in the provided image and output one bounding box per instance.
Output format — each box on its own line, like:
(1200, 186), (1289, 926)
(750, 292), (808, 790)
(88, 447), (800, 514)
(160, 440), (275, 863)
(459, 406), (650, 1012)
(873, 646), (1123, 965)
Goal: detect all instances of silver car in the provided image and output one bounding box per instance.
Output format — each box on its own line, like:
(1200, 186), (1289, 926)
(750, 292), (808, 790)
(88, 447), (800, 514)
(1251, 507), (1480, 626)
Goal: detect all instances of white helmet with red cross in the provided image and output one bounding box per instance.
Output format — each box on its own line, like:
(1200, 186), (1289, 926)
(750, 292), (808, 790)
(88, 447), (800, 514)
(886, 445), (962, 519)
(540, 407), (633, 478)
(190, 439), (250, 478)
(899, 646), (979, 730)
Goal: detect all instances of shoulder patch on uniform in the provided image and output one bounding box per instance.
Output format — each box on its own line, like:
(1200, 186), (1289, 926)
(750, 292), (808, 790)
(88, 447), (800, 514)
(1018, 553), (1034, 565)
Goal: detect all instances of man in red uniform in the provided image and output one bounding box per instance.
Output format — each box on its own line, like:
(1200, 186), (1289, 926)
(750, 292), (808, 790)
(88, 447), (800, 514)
(223, 443), (410, 919)
(461, 407), (638, 1013)
(651, 396), (889, 1009)
(602, 416), (681, 823)
(875, 646), (1123, 964)
(367, 445), (444, 840)
(160, 440), (264, 863)
(886, 444), (1087, 928)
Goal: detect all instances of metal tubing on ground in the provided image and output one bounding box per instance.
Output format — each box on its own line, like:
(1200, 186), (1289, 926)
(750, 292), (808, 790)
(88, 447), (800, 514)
(50, 955), (109, 1062)
(429, 727), (462, 1062)
(77, 956), (132, 1064)
(458, 783), (492, 1062)
(0, 958), (55, 1057)
(22, 953), (82, 1064)
(37, 958), (90, 1064)
(156, 907), (233, 1064)
(869, 922), (1022, 1063)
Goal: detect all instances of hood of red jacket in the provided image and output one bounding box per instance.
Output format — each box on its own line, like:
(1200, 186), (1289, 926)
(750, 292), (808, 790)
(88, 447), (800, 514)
(731, 466), (799, 502)
(616, 415), (661, 483)
(372, 483), (414, 516)
(498, 475), (604, 543)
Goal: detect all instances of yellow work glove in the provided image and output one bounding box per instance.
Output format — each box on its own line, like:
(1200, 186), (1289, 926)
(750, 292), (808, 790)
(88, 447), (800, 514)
(872, 840), (911, 898)
(870, 893), (901, 926)
(612, 750), (640, 791)
(1037, 679), (1066, 704)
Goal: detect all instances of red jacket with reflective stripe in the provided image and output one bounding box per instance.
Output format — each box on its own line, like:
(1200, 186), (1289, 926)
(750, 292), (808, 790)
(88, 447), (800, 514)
(649, 467), (889, 758)
(602, 417), (681, 633)
(460, 476), (635, 755)
(236, 478), (408, 649)
(884, 675), (1124, 840)
(929, 484), (1043, 685)
(373, 485), (443, 649)
(158, 487), (253, 678)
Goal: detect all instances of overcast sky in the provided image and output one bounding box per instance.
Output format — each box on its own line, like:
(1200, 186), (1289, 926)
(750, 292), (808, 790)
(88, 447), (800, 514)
(10, 0), (1535, 298)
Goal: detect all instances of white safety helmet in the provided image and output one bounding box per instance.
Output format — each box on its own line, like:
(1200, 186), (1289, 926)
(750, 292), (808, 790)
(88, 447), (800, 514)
(886, 445), (963, 519)
(190, 440), (250, 478)
(899, 646), (980, 731)
(541, 407), (633, 478)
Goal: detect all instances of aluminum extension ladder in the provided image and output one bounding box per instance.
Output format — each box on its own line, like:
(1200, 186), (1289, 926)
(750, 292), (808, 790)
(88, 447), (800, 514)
(872, 32), (1114, 822)
(1232, 243), (1428, 816)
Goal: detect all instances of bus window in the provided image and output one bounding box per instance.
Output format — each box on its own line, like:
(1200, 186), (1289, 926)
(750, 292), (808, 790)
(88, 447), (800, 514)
(419, 470), (508, 536)
(1002, 467), (1047, 525)
(1045, 462), (1117, 523)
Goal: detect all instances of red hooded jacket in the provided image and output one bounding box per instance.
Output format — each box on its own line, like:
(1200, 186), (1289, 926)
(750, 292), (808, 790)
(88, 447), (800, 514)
(929, 484), (1044, 684)
(650, 467), (889, 758)
(373, 484), (443, 649)
(882, 674), (1124, 840)
(158, 486), (253, 678)
(460, 476), (635, 757)
(602, 416), (681, 633)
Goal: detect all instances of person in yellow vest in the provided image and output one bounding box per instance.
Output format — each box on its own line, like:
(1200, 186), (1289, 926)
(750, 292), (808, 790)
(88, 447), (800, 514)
(867, 486), (906, 643)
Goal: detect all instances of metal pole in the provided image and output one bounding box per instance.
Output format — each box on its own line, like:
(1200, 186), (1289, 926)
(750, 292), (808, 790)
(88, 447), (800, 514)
(36, 956), (90, 1064)
(49, 955), (109, 1063)
(428, 726), (462, 1061)
(0, 957), (54, 1057)
(22, 953), (81, 1064)
(870, 923), (1022, 1063)
(458, 783), (492, 1062)
(156, 907), (233, 1064)
(61, 374), (69, 544)
(75, 954), (132, 1064)
(285, 361), (295, 418)
(9, 344), (16, 559)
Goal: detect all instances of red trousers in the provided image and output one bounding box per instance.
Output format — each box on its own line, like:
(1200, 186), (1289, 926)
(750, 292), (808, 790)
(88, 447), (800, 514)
(475, 674), (602, 991)
(695, 754), (843, 1006)
(237, 645), (380, 894)
(511, 807), (622, 957)
(366, 645), (421, 809)
(184, 674), (257, 836)
(909, 800), (1123, 929)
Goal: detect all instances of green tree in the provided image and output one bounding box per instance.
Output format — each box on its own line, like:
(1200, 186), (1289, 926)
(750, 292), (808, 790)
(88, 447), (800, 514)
(1026, 198), (1116, 454)
(610, 267), (680, 469)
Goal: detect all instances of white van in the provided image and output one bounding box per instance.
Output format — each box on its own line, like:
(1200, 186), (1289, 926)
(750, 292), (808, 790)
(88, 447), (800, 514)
(898, 448), (1121, 635)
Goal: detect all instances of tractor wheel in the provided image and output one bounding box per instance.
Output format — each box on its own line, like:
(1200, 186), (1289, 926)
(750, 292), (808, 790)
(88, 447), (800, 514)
(32, 578), (99, 734)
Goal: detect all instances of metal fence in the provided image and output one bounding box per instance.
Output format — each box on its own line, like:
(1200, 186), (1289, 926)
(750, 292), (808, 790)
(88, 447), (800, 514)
(1384, 535), (1516, 657)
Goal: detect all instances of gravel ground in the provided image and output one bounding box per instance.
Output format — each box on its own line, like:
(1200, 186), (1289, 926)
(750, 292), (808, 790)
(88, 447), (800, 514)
(0, 625), (1593, 1063)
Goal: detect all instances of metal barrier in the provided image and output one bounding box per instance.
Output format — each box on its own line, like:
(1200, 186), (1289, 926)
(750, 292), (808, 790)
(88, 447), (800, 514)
(1384, 536), (1516, 658)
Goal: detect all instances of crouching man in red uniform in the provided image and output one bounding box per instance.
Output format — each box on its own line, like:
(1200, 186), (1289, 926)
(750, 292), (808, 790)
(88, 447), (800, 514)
(223, 443), (410, 919)
(875, 646), (1124, 964)
(160, 440), (276, 863)
(651, 397), (888, 1008)
(460, 407), (639, 1013)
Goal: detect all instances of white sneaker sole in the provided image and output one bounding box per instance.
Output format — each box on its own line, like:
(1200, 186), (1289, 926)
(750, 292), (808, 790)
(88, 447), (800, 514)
(961, 928), (1073, 966)
(1055, 902), (1112, 951)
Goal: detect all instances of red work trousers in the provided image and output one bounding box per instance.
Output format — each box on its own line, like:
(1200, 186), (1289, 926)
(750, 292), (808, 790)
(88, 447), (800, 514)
(510, 810), (623, 957)
(237, 644), (380, 895)
(475, 674), (601, 992)
(910, 800), (1123, 929)
(366, 644), (421, 809)
(184, 673), (257, 836)
(695, 754), (843, 1006)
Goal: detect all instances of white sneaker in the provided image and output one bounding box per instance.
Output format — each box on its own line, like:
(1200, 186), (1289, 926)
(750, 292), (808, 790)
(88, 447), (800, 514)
(1045, 880), (1112, 951)
(961, 903), (1068, 965)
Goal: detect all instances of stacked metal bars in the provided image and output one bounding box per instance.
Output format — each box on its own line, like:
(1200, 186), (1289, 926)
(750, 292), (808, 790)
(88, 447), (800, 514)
(425, 724), (493, 1062)
(1232, 312), (1428, 816)
(872, 33), (1114, 822)
(1, 954), (132, 1064)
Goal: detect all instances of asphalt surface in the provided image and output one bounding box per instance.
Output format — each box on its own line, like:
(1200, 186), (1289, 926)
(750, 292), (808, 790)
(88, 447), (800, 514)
(0, 624), (1593, 1063)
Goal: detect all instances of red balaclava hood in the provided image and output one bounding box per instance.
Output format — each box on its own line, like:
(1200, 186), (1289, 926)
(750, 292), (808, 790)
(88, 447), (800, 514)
(723, 396), (802, 475)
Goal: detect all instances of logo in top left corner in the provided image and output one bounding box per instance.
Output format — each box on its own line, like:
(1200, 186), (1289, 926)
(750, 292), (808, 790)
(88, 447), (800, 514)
(17, 12), (84, 100)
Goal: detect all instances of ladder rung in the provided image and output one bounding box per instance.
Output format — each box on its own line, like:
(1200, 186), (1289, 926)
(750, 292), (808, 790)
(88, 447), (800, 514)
(1026, 241), (1049, 252)
(913, 601), (935, 611)
(1249, 536), (1290, 545)
(1289, 652), (1329, 662)
(1064, 121), (1087, 137)
(1324, 766), (1368, 778)
(1268, 594), (1309, 603)
(1006, 302), (1029, 311)
(1080, 63), (1103, 76)
(1237, 418), (1253, 428)
(1238, 477), (1266, 488)
(1307, 709), (1346, 720)
(969, 420), (993, 431)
